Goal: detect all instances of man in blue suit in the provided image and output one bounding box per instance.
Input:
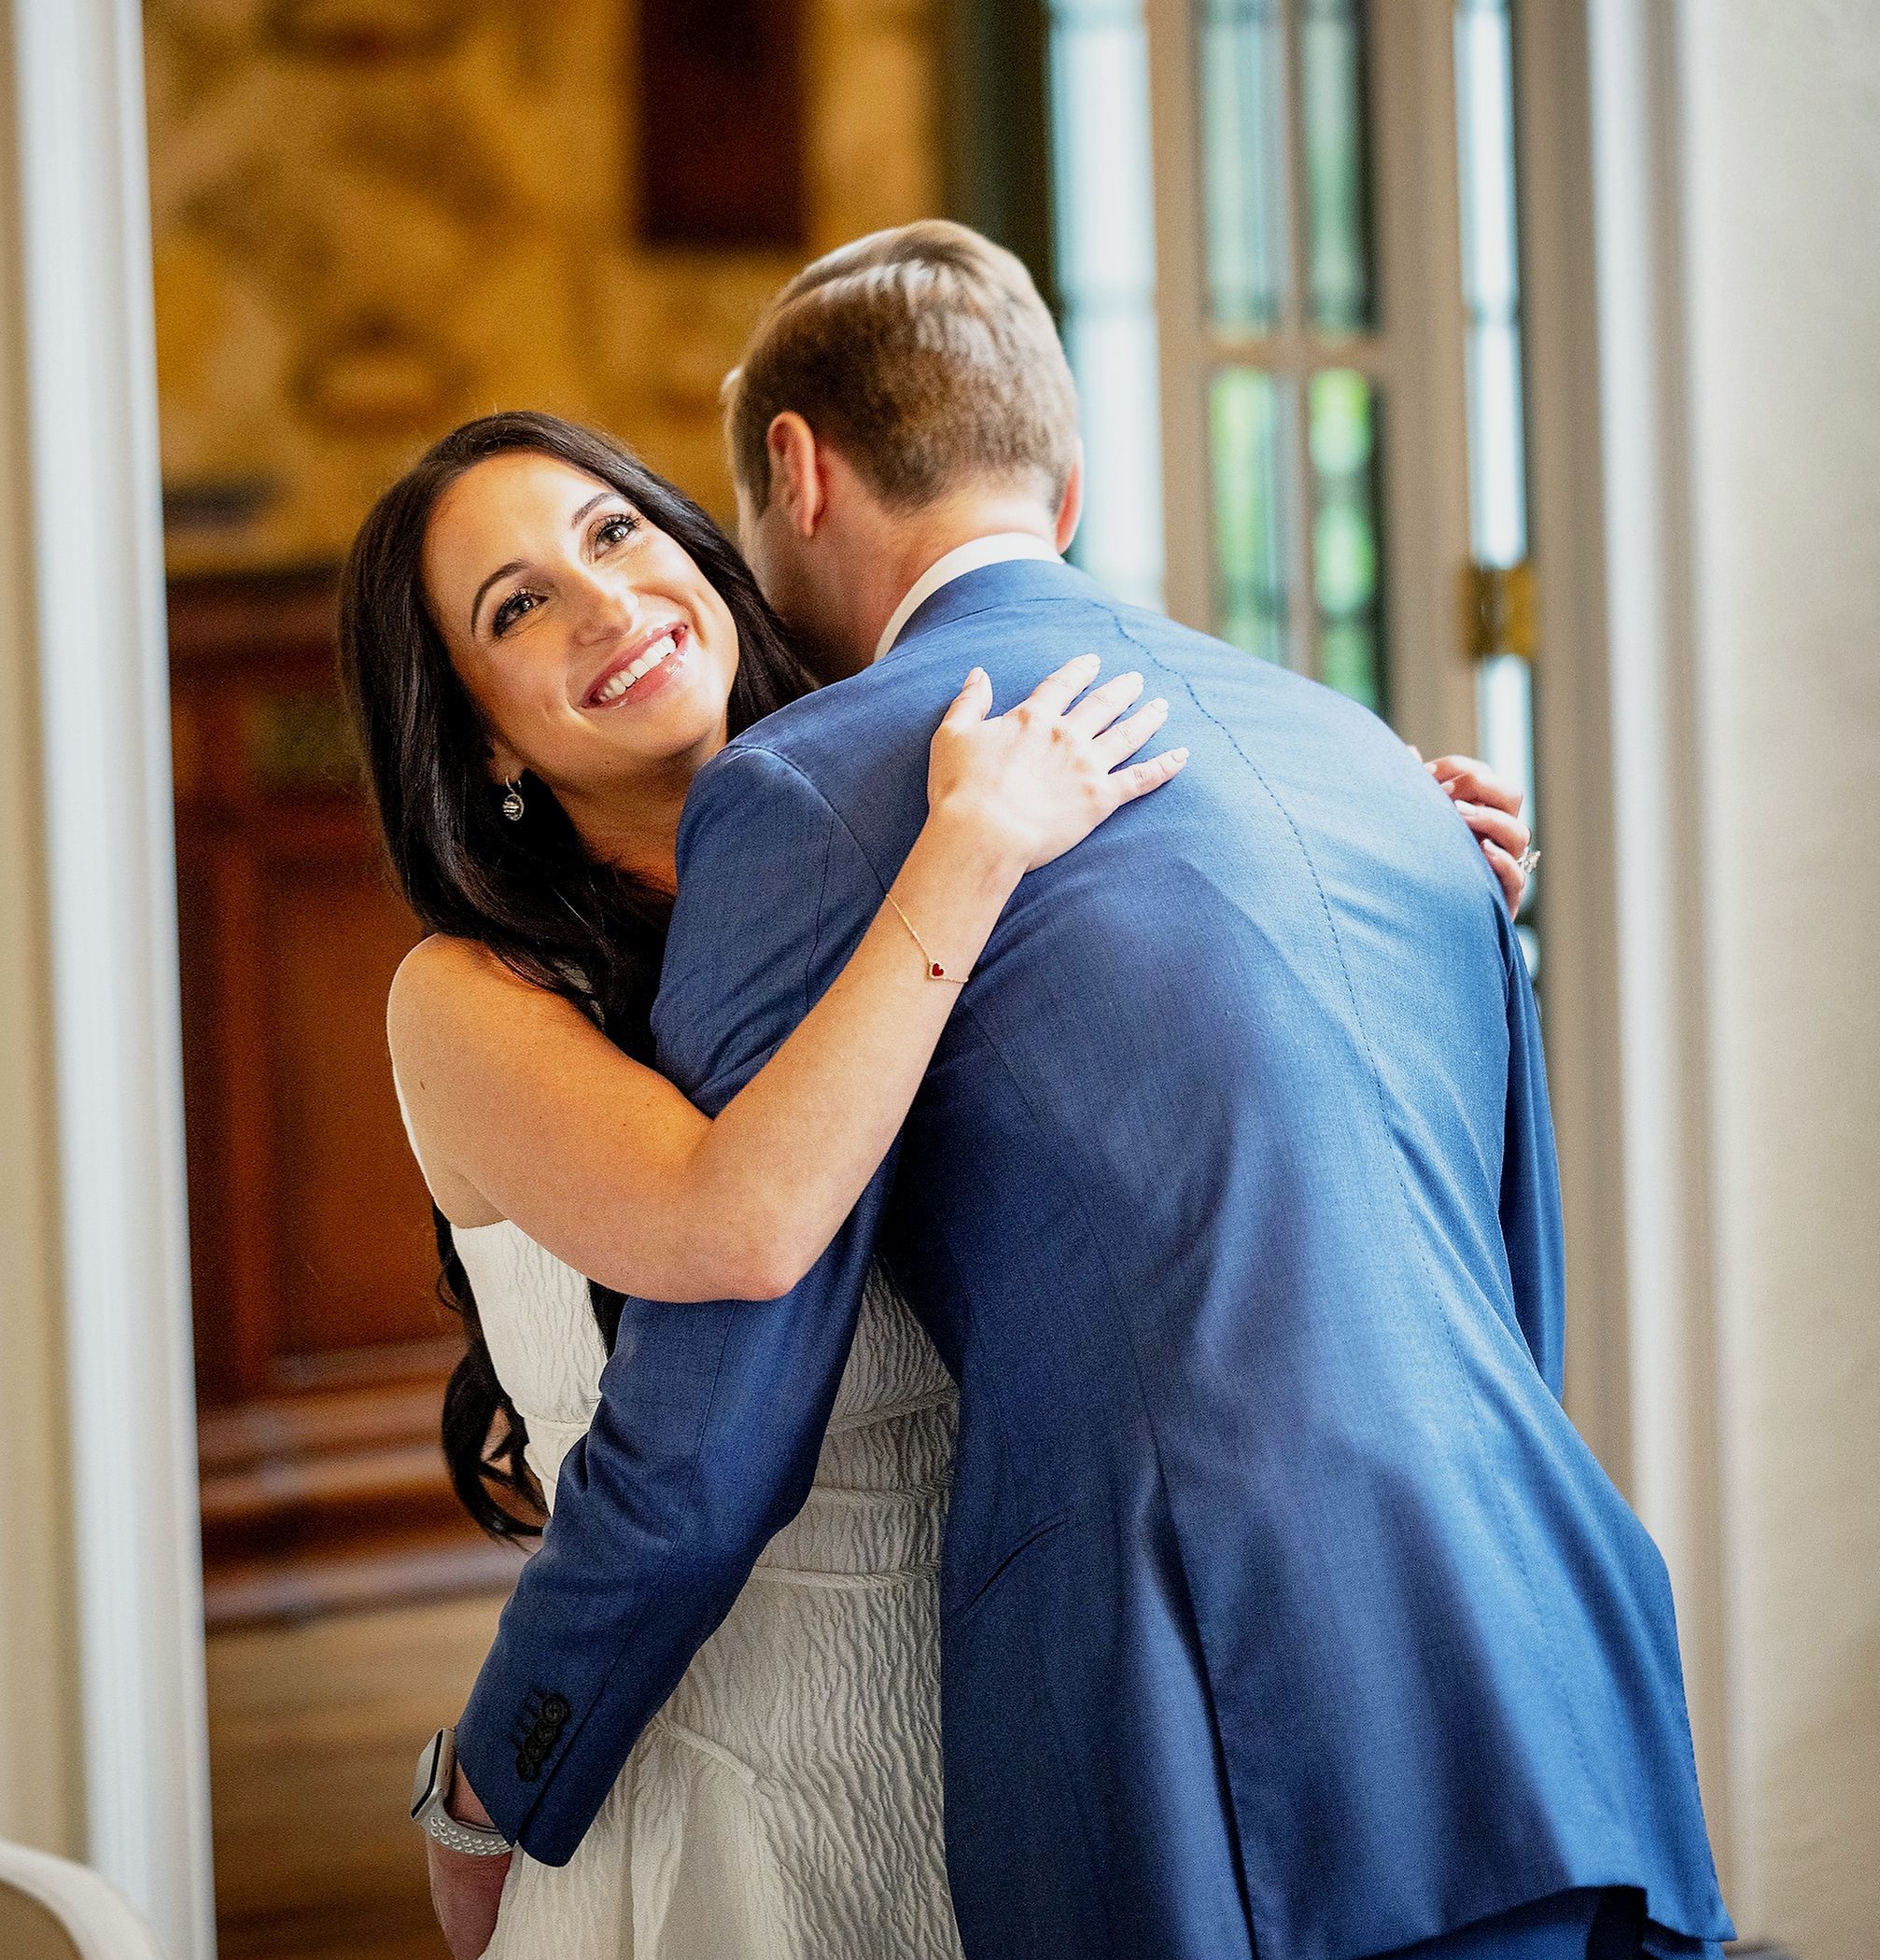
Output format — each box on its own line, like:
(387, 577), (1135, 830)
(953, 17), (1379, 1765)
(441, 224), (1732, 1958)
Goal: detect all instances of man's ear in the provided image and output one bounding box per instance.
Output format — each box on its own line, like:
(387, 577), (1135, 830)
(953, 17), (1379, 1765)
(1053, 447), (1085, 555)
(766, 412), (825, 539)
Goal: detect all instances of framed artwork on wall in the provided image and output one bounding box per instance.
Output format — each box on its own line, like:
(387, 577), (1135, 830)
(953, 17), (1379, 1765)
(637, 0), (807, 248)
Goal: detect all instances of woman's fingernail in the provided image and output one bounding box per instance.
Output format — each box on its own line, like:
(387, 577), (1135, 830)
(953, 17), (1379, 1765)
(1150, 698), (1168, 713)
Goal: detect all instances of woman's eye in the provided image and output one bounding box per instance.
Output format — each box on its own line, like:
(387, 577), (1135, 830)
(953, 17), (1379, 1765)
(491, 590), (539, 637)
(596, 512), (640, 549)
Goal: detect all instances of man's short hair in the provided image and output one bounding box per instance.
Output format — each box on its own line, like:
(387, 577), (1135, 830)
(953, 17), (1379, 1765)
(724, 220), (1080, 513)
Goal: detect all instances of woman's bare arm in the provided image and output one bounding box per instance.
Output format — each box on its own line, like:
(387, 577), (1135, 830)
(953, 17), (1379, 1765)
(390, 656), (1183, 1302)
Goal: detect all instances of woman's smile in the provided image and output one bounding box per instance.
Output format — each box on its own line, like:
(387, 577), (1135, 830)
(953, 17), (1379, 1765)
(581, 621), (691, 713)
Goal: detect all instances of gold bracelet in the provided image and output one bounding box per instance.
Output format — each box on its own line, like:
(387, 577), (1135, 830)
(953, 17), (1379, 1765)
(885, 889), (970, 984)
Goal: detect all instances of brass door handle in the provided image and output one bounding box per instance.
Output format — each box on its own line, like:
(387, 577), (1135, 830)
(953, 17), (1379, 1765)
(1461, 559), (1536, 661)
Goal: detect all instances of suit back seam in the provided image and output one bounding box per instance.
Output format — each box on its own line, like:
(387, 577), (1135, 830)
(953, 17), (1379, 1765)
(1109, 609), (1613, 1843)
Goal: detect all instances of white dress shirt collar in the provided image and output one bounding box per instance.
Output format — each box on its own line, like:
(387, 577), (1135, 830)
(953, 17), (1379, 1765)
(873, 532), (1062, 663)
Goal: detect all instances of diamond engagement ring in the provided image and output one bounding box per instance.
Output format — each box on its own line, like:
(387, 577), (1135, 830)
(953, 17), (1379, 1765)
(1517, 846), (1540, 877)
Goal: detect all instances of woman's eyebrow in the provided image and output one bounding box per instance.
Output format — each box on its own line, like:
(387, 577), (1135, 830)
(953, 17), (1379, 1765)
(470, 559), (525, 637)
(467, 493), (620, 635)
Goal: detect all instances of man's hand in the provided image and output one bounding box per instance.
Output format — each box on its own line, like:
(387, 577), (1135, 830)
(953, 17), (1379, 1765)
(426, 1764), (512, 1960)
(1416, 750), (1534, 917)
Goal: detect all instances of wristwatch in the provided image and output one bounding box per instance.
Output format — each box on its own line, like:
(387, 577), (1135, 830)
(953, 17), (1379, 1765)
(411, 1726), (513, 1857)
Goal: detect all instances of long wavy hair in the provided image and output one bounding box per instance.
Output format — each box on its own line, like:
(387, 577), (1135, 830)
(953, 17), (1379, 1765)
(338, 410), (814, 1537)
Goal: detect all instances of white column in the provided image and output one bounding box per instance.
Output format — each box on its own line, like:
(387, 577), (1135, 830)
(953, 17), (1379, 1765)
(0, 9), (84, 1861)
(5, 1), (215, 1954)
(1525, 0), (1746, 1908)
(1553, 2), (1880, 1952)
(1673, 4), (1880, 1954)
(1577, 0), (1741, 1896)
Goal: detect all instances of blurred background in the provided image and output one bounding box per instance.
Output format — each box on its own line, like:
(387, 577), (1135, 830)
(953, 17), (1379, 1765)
(0, 2), (1873, 1958)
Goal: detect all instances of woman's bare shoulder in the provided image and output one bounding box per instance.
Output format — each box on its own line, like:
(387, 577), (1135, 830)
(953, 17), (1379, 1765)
(386, 933), (578, 1068)
(392, 930), (528, 994)
(386, 932), (678, 1247)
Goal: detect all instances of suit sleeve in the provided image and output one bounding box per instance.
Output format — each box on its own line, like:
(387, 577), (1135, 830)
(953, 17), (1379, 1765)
(454, 744), (896, 1862)
(1498, 928), (1567, 1400)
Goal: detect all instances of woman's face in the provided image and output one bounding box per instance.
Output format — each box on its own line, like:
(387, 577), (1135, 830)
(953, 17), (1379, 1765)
(422, 451), (741, 831)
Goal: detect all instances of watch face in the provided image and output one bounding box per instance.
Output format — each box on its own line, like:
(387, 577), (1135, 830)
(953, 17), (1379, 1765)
(412, 1731), (443, 1820)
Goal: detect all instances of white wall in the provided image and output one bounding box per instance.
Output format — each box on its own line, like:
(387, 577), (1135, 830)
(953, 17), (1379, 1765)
(0, 7), (83, 1856)
(2, 4), (215, 1949)
(1678, 2), (1880, 1953)
(0, 525), (86, 1861)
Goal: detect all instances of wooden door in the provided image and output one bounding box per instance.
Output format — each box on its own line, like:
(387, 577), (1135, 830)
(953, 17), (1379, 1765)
(170, 570), (518, 1622)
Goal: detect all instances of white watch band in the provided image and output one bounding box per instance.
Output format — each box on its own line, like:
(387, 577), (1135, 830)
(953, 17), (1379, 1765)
(413, 1726), (512, 1857)
(420, 1805), (512, 1858)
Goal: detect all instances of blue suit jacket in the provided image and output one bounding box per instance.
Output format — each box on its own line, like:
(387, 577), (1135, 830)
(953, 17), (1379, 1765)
(457, 559), (1732, 1960)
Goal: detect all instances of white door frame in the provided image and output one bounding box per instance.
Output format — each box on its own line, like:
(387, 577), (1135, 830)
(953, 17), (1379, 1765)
(1518, 0), (1740, 1908)
(1143, 0), (1478, 759)
(6, 1), (215, 1953)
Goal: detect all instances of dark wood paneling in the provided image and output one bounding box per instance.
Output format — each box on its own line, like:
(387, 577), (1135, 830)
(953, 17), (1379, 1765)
(269, 850), (442, 1364)
(170, 567), (496, 1622)
(636, 0), (807, 248)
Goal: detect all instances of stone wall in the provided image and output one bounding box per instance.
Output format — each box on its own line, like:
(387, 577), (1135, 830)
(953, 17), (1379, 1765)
(145, 0), (942, 569)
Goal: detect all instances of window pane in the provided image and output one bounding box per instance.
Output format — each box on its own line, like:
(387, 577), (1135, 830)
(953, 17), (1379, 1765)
(1064, 309), (1167, 609)
(1455, 0), (1538, 966)
(1475, 649), (1536, 948)
(1048, 0), (1167, 609)
(1197, 0), (1289, 330)
(1456, 0), (1520, 328)
(1307, 368), (1385, 711)
(1300, 0), (1375, 331)
(1465, 318), (1526, 567)
(1051, 5), (1158, 304)
(1210, 367), (1288, 665)
(1477, 651), (1533, 804)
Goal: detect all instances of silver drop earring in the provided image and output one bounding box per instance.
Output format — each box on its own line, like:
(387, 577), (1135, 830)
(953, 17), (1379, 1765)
(500, 777), (525, 821)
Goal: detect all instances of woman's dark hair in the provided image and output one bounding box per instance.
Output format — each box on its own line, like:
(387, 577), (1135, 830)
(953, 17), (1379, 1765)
(338, 410), (814, 1538)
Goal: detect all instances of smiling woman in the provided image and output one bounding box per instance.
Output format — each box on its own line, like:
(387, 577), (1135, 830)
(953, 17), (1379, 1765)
(417, 451), (747, 890)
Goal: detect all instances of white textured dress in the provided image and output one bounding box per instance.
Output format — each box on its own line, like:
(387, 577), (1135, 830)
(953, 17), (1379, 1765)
(445, 1217), (964, 1960)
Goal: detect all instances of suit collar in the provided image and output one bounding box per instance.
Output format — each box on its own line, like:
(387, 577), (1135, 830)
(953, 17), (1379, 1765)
(879, 555), (1114, 662)
(874, 534), (1061, 660)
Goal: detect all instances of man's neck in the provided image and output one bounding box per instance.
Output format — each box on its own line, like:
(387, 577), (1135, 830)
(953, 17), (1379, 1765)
(845, 495), (1058, 674)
